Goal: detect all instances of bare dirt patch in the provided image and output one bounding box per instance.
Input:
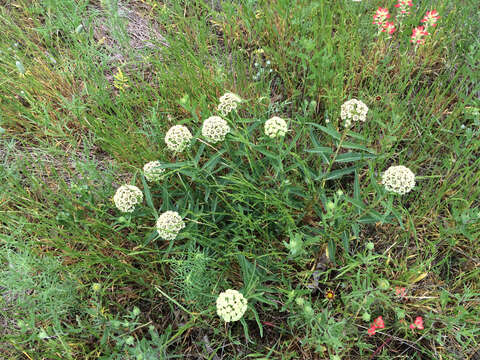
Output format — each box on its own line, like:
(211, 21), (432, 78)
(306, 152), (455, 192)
(91, 1), (168, 85)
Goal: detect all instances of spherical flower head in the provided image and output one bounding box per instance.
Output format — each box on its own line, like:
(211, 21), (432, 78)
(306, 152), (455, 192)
(216, 289), (248, 322)
(156, 211), (185, 240)
(202, 116), (230, 143)
(217, 102), (234, 117)
(165, 125), (192, 152)
(143, 161), (165, 182)
(219, 92), (242, 105)
(218, 92), (242, 116)
(265, 116), (288, 138)
(114, 185), (143, 213)
(381, 165), (415, 194)
(340, 99), (368, 128)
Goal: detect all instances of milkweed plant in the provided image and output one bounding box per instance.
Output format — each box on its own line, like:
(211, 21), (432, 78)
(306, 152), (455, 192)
(107, 79), (423, 349)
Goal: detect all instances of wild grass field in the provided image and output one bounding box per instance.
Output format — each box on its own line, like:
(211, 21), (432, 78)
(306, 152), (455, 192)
(0, 0), (479, 359)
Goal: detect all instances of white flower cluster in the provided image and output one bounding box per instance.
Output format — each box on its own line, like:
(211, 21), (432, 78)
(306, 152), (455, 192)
(216, 289), (248, 322)
(340, 99), (369, 127)
(156, 211), (186, 240)
(165, 125), (192, 152)
(114, 185), (143, 213)
(264, 116), (288, 138)
(202, 116), (230, 143)
(143, 161), (165, 182)
(381, 165), (416, 194)
(218, 92), (242, 116)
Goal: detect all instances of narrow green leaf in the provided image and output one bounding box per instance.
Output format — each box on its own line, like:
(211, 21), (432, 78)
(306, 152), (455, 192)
(328, 238), (336, 265)
(354, 170), (362, 215)
(346, 130), (367, 141)
(251, 307), (263, 338)
(317, 165), (358, 180)
(193, 143), (205, 166)
(141, 175), (158, 218)
(342, 230), (350, 255)
(161, 161), (193, 169)
(305, 147), (333, 154)
(341, 141), (376, 153)
(354, 170), (361, 201)
(351, 223), (360, 239)
(391, 206), (404, 229)
(254, 146), (279, 160)
(201, 149), (226, 172)
(308, 128), (323, 149)
(308, 123), (341, 140)
(143, 230), (159, 246)
(178, 169), (197, 178)
(335, 152), (376, 162)
(240, 318), (251, 343)
(346, 197), (366, 211)
(286, 127), (304, 153)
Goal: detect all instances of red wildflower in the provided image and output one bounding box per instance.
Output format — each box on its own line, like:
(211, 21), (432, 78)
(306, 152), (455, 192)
(421, 10), (440, 28)
(414, 316), (424, 329)
(394, 0), (413, 7)
(373, 316), (385, 329)
(411, 26), (429, 44)
(382, 22), (396, 35)
(367, 316), (386, 336)
(373, 7), (390, 26)
(410, 316), (424, 330)
(395, 286), (407, 299)
(394, 1), (413, 15)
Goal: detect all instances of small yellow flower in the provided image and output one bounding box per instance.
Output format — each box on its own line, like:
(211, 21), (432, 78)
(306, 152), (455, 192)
(325, 289), (335, 301)
(113, 67), (129, 91)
